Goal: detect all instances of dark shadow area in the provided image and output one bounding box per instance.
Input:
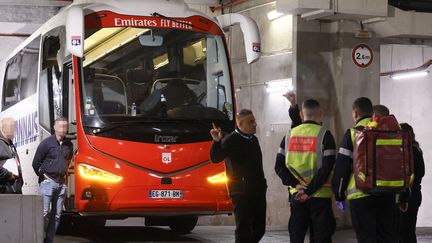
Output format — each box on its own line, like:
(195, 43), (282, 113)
(59, 226), (210, 243)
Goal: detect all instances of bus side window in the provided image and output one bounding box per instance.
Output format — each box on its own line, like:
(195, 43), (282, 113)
(2, 36), (40, 112)
(20, 37), (40, 101)
(2, 56), (21, 110)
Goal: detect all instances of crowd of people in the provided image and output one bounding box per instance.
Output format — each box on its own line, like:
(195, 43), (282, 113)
(0, 91), (425, 243)
(210, 92), (425, 243)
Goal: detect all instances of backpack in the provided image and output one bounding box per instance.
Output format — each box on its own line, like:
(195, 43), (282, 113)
(353, 115), (413, 194)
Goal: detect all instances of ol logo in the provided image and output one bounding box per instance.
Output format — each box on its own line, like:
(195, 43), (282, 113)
(71, 36), (81, 46)
(252, 42), (261, 52)
(162, 153), (172, 164)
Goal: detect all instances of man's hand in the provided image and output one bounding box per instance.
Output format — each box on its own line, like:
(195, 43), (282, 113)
(210, 123), (223, 142)
(283, 91), (296, 107)
(294, 184), (309, 202)
(295, 191), (310, 202)
(336, 201), (346, 213)
(399, 202), (409, 213)
(295, 183), (305, 191)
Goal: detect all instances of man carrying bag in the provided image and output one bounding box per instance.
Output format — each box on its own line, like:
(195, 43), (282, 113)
(0, 117), (22, 194)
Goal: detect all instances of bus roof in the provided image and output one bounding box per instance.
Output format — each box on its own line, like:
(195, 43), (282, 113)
(1, 0), (214, 65)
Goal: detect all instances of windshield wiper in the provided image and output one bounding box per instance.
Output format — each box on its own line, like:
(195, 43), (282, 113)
(85, 118), (169, 135)
(84, 118), (227, 136)
(151, 12), (207, 32)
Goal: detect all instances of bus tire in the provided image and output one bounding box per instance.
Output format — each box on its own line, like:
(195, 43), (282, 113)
(169, 216), (198, 234)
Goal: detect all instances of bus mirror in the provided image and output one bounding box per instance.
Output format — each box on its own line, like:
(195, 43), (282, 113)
(66, 6), (84, 57)
(139, 35), (164, 47)
(216, 13), (261, 64)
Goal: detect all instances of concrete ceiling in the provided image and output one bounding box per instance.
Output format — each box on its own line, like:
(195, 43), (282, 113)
(389, 0), (432, 13)
(0, 0), (71, 7)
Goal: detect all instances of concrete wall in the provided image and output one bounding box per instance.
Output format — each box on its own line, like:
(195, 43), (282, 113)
(226, 1), (295, 227)
(380, 44), (432, 226)
(199, 0), (295, 227)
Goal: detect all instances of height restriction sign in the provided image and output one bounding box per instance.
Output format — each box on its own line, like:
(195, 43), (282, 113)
(352, 44), (373, 68)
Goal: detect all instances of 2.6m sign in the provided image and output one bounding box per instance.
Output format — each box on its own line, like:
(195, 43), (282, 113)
(352, 44), (374, 68)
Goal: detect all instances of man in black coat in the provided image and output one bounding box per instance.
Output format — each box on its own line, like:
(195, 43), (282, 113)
(210, 109), (267, 243)
(0, 117), (18, 184)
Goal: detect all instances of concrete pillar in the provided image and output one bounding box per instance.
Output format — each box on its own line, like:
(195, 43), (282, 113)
(292, 17), (381, 226)
(293, 17), (380, 141)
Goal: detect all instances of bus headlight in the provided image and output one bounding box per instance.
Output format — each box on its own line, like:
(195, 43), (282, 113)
(207, 172), (228, 184)
(78, 164), (122, 183)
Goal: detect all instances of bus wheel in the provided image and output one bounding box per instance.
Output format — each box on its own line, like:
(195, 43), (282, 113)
(169, 216), (198, 234)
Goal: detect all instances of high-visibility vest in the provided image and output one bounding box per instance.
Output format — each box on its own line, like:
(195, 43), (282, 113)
(345, 117), (371, 200)
(285, 123), (333, 198)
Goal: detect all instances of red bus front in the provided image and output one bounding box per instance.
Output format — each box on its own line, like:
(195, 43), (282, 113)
(71, 11), (235, 230)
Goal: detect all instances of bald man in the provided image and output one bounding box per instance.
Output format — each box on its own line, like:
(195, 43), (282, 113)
(0, 117), (18, 183)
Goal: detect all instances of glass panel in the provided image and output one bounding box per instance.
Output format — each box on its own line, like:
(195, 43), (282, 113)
(39, 69), (51, 131)
(81, 27), (233, 129)
(52, 70), (62, 120)
(2, 56), (20, 110)
(20, 36), (40, 100)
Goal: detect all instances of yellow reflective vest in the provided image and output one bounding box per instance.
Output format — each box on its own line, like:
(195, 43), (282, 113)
(285, 123), (333, 198)
(346, 117), (371, 200)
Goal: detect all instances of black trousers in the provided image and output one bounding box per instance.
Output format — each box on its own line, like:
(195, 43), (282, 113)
(288, 197), (335, 243)
(350, 195), (398, 243)
(399, 190), (422, 243)
(231, 192), (267, 243)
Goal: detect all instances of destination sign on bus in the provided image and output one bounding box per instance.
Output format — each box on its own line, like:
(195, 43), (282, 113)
(85, 11), (224, 35)
(114, 17), (193, 30)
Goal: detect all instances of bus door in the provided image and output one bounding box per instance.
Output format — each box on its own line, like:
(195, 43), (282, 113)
(38, 28), (79, 211)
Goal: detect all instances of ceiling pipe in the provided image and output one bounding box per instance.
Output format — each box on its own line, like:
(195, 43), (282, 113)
(381, 59), (432, 76)
(210, 0), (247, 12)
(0, 33), (31, 37)
(0, 0), (72, 7)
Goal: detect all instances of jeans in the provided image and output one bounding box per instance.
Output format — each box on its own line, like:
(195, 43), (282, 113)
(39, 179), (66, 243)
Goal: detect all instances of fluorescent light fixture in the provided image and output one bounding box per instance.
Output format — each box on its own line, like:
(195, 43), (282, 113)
(301, 9), (334, 21)
(391, 71), (429, 80)
(267, 10), (284, 20)
(265, 78), (293, 94)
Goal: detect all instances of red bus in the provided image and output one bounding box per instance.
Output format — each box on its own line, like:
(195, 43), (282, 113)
(0, 0), (260, 233)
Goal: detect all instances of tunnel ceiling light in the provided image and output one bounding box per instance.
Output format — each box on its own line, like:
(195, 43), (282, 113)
(381, 59), (432, 80)
(265, 78), (293, 94)
(267, 10), (284, 20)
(391, 70), (429, 80)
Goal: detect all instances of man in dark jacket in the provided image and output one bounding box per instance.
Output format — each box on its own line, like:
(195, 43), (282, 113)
(32, 117), (73, 243)
(0, 118), (18, 184)
(274, 92), (316, 243)
(399, 123), (425, 243)
(332, 97), (398, 243)
(210, 109), (267, 243)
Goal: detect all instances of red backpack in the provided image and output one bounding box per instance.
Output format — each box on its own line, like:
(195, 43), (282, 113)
(353, 115), (413, 194)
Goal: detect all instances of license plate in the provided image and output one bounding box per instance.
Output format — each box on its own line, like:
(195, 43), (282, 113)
(148, 190), (184, 199)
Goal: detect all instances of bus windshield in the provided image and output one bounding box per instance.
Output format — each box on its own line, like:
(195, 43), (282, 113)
(80, 27), (233, 129)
